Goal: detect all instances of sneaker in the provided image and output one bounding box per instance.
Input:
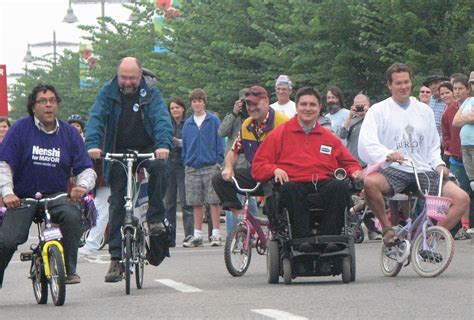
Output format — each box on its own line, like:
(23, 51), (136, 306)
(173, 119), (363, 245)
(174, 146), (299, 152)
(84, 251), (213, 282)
(182, 235), (203, 248)
(104, 260), (124, 282)
(368, 231), (382, 241)
(454, 228), (472, 240)
(66, 273), (81, 285)
(78, 246), (97, 257)
(148, 222), (166, 236)
(210, 235), (221, 247)
(466, 228), (474, 235)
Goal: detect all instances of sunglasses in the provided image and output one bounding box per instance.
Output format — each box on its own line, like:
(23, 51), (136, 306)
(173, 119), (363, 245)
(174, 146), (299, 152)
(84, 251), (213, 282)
(245, 91), (265, 97)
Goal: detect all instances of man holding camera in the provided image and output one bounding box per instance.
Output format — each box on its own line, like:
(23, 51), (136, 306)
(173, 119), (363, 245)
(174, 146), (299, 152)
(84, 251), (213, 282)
(212, 85), (288, 220)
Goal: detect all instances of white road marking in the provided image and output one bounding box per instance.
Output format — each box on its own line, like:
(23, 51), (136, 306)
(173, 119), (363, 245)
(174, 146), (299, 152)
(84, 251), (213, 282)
(252, 309), (308, 320)
(154, 279), (203, 293)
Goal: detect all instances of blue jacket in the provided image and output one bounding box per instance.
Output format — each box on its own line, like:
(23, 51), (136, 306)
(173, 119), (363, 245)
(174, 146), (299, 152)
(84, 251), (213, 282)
(182, 112), (224, 168)
(85, 75), (173, 153)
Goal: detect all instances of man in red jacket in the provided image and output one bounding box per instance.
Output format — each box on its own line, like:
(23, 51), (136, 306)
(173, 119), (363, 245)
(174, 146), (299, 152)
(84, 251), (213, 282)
(252, 86), (363, 238)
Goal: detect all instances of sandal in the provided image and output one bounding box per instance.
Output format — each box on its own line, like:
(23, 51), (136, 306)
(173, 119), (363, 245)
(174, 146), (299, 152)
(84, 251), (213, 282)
(382, 227), (400, 247)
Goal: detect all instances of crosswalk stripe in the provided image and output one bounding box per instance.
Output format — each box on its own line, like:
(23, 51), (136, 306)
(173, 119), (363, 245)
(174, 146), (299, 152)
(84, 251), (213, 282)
(251, 309), (308, 320)
(154, 279), (203, 292)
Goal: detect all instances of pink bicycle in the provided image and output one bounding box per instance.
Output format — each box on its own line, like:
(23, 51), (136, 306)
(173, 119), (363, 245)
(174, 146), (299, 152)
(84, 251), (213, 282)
(224, 177), (270, 276)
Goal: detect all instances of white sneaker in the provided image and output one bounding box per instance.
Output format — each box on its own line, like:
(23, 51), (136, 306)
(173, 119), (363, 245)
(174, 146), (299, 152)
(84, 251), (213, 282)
(210, 235), (221, 247)
(182, 235), (203, 248)
(78, 246), (97, 257)
(466, 228), (474, 235)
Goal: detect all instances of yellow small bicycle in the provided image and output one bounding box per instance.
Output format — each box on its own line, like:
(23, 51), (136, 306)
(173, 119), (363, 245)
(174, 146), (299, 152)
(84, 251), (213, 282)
(20, 193), (68, 306)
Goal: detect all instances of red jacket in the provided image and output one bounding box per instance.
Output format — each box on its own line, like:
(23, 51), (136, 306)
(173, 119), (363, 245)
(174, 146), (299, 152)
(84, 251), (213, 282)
(252, 117), (362, 182)
(441, 101), (461, 159)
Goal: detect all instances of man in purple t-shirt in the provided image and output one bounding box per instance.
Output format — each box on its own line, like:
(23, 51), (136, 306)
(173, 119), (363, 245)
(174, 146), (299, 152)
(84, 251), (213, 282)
(0, 84), (96, 288)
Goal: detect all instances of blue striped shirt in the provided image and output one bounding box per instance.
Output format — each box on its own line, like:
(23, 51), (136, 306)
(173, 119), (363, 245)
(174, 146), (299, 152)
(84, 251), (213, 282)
(428, 96), (446, 138)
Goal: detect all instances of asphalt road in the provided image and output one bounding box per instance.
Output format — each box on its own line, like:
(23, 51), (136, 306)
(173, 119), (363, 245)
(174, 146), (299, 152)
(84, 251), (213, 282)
(1, 219), (473, 320)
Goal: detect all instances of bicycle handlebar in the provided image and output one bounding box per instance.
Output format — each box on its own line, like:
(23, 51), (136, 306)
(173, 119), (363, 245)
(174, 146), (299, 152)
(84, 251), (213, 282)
(105, 152), (156, 161)
(23, 193), (69, 204)
(231, 176), (261, 193)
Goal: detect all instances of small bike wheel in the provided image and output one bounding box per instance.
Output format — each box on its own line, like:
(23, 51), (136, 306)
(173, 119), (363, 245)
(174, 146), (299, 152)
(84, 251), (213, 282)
(266, 240), (280, 284)
(124, 230), (132, 295)
(342, 256), (351, 283)
(411, 226), (454, 278)
(380, 245), (403, 277)
(224, 226), (252, 277)
(32, 255), (48, 304)
(353, 226), (365, 244)
(282, 258), (292, 285)
(348, 238), (356, 282)
(135, 229), (145, 289)
(48, 245), (66, 306)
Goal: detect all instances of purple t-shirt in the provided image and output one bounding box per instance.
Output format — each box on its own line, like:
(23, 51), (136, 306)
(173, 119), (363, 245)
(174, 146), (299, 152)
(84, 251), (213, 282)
(0, 116), (92, 198)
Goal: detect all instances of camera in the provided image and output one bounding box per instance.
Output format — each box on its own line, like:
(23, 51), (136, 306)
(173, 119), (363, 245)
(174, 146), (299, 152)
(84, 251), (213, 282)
(240, 99), (247, 109)
(355, 105), (365, 112)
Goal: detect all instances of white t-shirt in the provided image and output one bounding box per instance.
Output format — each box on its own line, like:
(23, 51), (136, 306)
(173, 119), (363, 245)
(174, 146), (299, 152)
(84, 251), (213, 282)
(358, 96), (444, 173)
(270, 100), (296, 118)
(325, 108), (350, 136)
(193, 113), (206, 128)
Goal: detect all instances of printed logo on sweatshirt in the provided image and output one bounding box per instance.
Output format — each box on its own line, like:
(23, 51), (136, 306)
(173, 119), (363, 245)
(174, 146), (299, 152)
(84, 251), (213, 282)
(320, 145), (332, 155)
(31, 145), (61, 167)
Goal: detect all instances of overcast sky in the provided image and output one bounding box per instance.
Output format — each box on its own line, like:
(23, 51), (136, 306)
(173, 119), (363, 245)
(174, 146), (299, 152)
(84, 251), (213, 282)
(0, 0), (132, 81)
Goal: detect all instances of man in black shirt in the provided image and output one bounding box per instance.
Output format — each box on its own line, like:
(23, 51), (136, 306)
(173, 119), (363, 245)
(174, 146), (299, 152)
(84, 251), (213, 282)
(85, 57), (173, 282)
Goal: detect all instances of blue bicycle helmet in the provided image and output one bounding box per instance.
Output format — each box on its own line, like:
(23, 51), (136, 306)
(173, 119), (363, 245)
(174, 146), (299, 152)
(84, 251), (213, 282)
(67, 114), (84, 129)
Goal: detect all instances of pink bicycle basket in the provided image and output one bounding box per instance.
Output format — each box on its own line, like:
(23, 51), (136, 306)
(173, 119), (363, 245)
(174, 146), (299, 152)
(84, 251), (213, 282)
(424, 195), (452, 222)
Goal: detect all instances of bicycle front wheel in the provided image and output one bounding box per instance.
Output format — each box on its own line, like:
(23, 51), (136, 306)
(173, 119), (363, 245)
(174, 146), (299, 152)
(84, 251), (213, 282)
(124, 229), (132, 295)
(135, 229), (145, 289)
(48, 245), (66, 306)
(411, 226), (454, 278)
(380, 245), (403, 277)
(32, 254), (48, 304)
(224, 225), (252, 277)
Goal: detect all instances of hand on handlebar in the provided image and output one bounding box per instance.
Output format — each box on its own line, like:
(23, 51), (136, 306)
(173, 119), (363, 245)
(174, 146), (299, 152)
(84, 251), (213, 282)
(436, 164), (450, 177)
(274, 168), (289, 184)
(386, 152), (405, 163)
(3, 194), (20, 209)
(221, 166), (233, 181)
(88, 148), (102, 159)
(70, 186), (88, 203)
(351, 170), (364, 181)
(155, 148), (170, 160)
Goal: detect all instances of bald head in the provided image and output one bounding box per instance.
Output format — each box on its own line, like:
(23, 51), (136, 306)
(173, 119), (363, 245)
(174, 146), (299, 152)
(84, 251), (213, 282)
(353, 94), (370, 106)
(117, 57), (142, 95)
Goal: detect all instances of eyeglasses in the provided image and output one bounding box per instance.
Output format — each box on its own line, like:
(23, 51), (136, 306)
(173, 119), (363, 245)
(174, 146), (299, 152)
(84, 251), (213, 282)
(35, 97), (58, 106)
(245, 91), (266, 98)
(118, 75), (139, 82)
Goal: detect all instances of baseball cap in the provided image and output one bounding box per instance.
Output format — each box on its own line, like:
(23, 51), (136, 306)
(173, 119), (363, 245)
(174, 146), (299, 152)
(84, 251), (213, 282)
(469, 71), (474, 84)
(244, 85), (268, 104)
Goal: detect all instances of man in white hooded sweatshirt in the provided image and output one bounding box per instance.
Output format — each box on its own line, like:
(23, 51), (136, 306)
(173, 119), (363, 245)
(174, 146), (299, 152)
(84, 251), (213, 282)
(358, 63), (468, 246)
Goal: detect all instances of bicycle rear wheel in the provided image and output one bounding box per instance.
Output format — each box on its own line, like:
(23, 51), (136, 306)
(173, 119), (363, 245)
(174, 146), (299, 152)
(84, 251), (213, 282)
(124, 229), (132, 295)
(224, 225), (252, 276)
(135, 229), (145, 289)
(32, 254), (48, 304)
(380, 245), (403, 277)
(411, 226), (454, 278)
(48, 245), (66, 306)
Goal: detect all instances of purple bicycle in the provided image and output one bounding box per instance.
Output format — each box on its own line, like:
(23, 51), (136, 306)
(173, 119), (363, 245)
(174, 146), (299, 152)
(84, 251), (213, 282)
(224, 177), (270, 276)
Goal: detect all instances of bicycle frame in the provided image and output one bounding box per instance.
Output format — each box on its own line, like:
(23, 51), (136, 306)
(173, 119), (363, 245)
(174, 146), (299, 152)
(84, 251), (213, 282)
(231, 177), (268, 252)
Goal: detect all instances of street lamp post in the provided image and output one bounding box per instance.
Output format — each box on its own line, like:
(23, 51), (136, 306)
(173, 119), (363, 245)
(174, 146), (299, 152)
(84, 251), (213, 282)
(23, 31), (79, 67)
(63, 0), (133, 22)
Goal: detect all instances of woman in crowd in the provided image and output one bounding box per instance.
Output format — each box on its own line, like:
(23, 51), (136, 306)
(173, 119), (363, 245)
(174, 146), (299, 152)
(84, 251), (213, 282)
(0, 117), (11, 144)
(439, 81), (455, 106)
(164, 97), (194, 247)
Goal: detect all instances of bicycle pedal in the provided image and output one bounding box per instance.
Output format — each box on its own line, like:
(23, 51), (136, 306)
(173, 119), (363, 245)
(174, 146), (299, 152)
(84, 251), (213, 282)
(20, 252), (33, 261)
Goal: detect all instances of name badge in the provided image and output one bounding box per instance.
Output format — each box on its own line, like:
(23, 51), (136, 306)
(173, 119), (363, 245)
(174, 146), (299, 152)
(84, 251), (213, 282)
(320, 145), (332, 155)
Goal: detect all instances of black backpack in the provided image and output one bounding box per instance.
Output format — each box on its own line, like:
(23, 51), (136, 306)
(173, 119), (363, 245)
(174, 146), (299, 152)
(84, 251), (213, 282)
(146, 219), (173, 266)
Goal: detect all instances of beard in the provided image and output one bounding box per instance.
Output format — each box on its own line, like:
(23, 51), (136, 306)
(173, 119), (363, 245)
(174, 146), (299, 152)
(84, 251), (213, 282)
(120, 83), (139, 96)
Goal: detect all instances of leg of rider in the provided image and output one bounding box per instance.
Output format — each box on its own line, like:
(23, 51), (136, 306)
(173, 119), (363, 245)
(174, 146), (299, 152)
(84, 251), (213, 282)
(363, 173), (393, 229)
(279, 182), (313, 238)
(108, 160), (128, 260)
(318, 179), (350, 235)
(145, 159), (168, 224)
(85, 186), (110, 251)
(176, 165), (194, 238)
(164, 164), (178, 242)
(439, 181), (469, 231)
(0, 205), (36, 287)
(50, 196), (82, 275)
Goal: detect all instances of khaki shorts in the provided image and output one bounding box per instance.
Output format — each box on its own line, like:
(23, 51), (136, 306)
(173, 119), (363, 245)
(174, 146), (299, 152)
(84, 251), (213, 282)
(185, 165), (220, 205)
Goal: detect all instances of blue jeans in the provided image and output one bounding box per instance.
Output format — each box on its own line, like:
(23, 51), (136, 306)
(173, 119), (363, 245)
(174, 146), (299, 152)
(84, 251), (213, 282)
(226, 195), (258, 234)
(108, 159), (168, 260)
(164, 163), (194, 242)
